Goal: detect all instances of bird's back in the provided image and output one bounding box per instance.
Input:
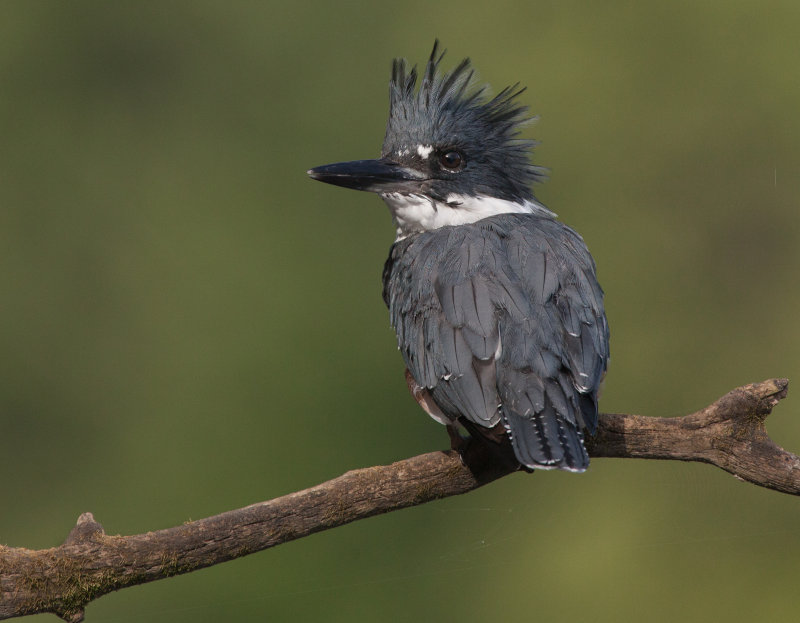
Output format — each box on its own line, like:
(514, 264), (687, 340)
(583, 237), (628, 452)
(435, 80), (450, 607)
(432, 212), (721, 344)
(383, 212), (609, 471)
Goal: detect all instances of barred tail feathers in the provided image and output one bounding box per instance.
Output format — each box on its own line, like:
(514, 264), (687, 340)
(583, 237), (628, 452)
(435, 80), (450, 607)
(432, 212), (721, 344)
(502, 398), (590, 472)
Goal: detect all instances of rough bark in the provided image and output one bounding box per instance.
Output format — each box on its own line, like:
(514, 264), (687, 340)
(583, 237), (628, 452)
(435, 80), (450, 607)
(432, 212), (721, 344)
(0, 378), (794, 622)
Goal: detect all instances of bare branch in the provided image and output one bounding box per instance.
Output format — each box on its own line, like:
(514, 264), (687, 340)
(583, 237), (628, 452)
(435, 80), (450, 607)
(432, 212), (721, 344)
(586, 378), (796, 493)
(0, 378), (793, 621)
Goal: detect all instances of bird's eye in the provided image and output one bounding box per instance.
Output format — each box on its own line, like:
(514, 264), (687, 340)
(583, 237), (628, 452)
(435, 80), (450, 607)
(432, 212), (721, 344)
(439, 151), (464, 170)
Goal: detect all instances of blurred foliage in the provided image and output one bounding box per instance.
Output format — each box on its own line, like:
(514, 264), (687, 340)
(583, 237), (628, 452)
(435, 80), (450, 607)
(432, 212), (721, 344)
(1, 1), (799, 621)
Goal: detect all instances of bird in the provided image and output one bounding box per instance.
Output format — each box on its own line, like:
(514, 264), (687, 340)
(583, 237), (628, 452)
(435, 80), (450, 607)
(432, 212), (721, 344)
(308, 42), (609, 472)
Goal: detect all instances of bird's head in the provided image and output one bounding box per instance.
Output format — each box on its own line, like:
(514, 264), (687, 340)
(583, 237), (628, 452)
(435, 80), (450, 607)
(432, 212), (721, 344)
(308, 41), (551, 238)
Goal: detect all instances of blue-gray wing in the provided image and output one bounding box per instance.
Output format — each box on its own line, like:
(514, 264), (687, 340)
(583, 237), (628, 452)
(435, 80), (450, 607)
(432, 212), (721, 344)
(383, 213), (609, 471)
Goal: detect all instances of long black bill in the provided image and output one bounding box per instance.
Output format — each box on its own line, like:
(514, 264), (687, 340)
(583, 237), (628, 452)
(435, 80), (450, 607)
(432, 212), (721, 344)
(307, 158), (425, 193)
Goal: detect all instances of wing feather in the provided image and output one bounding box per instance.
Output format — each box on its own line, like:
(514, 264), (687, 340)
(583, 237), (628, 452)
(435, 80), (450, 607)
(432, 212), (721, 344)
(383, 213), (609, 471)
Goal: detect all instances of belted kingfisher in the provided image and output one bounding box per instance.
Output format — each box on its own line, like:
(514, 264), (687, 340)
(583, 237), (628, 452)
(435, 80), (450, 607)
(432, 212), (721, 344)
(308, 42), (609, 472)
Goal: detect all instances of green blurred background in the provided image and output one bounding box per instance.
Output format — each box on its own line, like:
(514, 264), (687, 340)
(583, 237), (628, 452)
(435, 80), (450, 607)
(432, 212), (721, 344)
(1, 1), (799, 621)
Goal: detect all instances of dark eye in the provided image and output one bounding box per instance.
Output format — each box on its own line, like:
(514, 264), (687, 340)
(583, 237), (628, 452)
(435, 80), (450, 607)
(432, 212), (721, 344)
(439, 151), (464, 170)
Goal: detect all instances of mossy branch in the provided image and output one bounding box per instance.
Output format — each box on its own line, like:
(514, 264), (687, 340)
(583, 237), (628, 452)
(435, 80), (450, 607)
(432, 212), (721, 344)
(0, 378), (794, 621)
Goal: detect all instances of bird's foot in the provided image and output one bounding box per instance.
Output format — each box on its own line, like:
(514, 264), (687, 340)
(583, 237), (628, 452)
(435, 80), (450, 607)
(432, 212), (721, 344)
(446, 424), (470, 452)
(448, 422), (524, 478)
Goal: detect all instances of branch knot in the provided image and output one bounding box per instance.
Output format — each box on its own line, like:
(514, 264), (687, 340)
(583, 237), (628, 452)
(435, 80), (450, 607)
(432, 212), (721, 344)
(63, 513), (105, 546)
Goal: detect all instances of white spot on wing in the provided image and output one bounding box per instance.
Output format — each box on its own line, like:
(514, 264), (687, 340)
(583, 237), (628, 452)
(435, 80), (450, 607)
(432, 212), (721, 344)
(494, 335), (503, 360)
(417, 144), (433, 159)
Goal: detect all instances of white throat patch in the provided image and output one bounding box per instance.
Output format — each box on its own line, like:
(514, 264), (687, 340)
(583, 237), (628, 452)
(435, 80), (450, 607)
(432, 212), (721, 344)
(381, 192), (555, 240)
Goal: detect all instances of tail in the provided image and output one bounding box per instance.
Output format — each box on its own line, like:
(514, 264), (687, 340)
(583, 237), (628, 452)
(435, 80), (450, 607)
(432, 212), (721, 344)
(502, 396), (590, 472)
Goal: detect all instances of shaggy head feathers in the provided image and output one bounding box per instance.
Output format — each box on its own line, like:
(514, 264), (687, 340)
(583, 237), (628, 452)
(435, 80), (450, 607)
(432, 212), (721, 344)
(382, 41), (545, 203)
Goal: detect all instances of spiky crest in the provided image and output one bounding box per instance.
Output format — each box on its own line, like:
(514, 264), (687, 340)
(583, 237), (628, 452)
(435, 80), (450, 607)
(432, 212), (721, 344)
(383, 41), (544, 202)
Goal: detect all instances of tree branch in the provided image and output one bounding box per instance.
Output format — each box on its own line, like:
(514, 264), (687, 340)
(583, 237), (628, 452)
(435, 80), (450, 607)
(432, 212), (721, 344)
(0, 378), (793, 621)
